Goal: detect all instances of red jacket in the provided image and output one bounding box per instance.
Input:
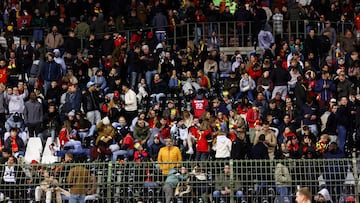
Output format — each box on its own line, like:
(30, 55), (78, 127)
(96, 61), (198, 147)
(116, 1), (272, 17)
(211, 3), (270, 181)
(246, 107), (260, 128)
(122, 134), (134, 150)
(190, 127), (210, 152)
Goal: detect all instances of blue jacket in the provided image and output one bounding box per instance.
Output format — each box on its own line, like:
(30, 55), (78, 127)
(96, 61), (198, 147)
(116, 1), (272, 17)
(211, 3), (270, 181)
(314, 79), (336, 101)
(41, 60), (62, 81)
(300, 103), (318, 126)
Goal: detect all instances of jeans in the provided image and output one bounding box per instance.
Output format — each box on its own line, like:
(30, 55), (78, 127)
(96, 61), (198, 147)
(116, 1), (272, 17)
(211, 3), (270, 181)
(272, 85), (288, 100)
(33, 29), (43, 45)
(337, 125), (347, 152)
(78, 125), (96, 141)
(86, 110), (101, 126)
(146, 70), (158, 90)
(112, 149), (134, 162)
(44, 80), (52, 96)
(236, 90), (254, 102)
(155, 31), (166, 42)
(130, 72), (142, 90)
(150, 93), (166, 103)
(69, 194), (85, 203)
(276, 186), (289, 196)
(212, 190), (243, 202)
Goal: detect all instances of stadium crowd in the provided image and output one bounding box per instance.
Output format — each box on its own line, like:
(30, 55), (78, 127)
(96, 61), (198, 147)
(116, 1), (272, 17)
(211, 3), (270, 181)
(0, 0), (358, 164)
(0, 0), (358, 202)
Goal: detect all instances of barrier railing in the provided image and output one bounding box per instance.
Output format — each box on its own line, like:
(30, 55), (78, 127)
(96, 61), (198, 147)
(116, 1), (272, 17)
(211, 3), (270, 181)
(0, 158), (359, 202)
(12, 19), (355, 51)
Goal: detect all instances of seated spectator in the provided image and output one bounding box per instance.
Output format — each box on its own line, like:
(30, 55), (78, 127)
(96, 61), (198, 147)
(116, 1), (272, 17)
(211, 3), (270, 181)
(213, 164), (244, 203)
(219, 55), (232, 78)
(35, 168), (63, 203)
(133, 143), (149, 162)
(110, 132), (134, 162)
(257, 71), (273, 101)
(236, 72), (256, 102)
(59, 120), (74, 148)
(150, 73), (168, 103)
(149, 134), (165, 162)
(4, 127), (26, 157)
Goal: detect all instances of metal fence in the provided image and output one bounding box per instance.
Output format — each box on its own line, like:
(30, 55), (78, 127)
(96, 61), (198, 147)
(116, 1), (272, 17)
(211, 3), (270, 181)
(0, 157), (359, 203)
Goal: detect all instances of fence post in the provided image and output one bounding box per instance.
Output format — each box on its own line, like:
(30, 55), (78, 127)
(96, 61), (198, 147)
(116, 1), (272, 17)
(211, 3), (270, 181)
(352, 151), (359, 203)
(230, 159), (234, 203)
(107, 162), (113, 203)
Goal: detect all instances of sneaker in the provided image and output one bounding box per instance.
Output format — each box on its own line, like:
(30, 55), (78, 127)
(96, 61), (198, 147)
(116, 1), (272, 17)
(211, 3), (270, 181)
(186, 148), (194, 155)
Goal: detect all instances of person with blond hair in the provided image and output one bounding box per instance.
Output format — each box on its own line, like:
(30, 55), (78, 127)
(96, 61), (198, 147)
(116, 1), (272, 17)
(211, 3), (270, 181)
(296, 187), (312, 203)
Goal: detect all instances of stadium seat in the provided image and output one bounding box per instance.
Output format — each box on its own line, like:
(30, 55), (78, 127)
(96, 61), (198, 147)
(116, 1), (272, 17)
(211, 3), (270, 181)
(41, 137), (60, 164)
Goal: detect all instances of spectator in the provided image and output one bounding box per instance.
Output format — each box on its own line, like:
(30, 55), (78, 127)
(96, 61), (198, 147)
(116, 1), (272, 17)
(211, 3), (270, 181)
(66, 164), (91, 203)
(270, 61), (291, 99)
(150, 73), (168, 104)
(24, 92), (43, 138)
(122, 83), (138, 125)
(213, 131), (232, 160)
(45, 26), (64, 51)
(254, 121), (277, 159)
(82, 81), (101, 126)
(162, 168), (187, 203)
(213, 164), (244, 203)
(4, 127), (26, 157)
(16, 37), (34, 81)
(314, 71), (336, 111)
(296, 187), (312, 203)
(40, 52), (62, 95)
(4, 84), (29, 115)
(158, 138), (182, 175)
(236, 72), (256, 102)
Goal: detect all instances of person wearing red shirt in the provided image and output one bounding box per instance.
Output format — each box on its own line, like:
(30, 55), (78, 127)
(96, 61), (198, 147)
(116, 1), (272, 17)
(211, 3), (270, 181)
(133, 143), (149, 162)
(246, 104), (262, 144)
(111, 133), (134, 162)
(192, 93), (209, 118)
(189, 125), (212, 161)
(0, 58), (8, 84)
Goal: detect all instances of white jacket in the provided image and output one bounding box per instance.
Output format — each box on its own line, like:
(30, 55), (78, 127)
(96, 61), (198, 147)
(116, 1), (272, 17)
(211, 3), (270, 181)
(214, 135), (232, 159)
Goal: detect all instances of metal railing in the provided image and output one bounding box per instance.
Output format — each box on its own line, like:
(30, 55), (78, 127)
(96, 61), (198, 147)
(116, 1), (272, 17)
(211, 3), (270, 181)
(0, 157), (359, 203)
(12, 19), (354, 51)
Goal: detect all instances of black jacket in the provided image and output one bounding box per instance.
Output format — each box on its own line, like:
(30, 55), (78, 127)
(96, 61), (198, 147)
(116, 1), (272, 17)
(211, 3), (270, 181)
(81, 90), (101, 112)
(270, 67), (291, 86)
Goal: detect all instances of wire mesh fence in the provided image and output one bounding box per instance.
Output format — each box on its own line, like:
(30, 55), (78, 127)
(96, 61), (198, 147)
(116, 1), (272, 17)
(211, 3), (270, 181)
(0, 158), (359, 203)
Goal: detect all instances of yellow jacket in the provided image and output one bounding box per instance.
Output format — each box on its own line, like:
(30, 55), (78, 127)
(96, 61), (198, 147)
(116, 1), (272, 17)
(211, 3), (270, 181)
(157, 146), (182, 175)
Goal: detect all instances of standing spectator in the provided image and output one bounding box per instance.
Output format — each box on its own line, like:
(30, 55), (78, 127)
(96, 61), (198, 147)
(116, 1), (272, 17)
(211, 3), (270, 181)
(208, 31), (220, 53)
(16, 37), (34, 81)
(158, 138), (182, 175)
(53, 49), (66, 75)
(336, 97), (350, 152)
(82, 81), (101, 126)
(128, 44), (142, 90)
(272, 8), (283, 42)
(258, 27), (274, 50)
(45, 26), (64, 51)
(270, 63), (291, 99)
(314, 71), (336, 111)
(321, 21), (337, 48)
(122, 83), (138, 126)
(40, 52), (62, 95)
(90, 13), (108, 42)
(152, 9), (168, 42)
(31, 9), (46, 46)
(300, 98), (319, 136)
(336, 73), (353, 99)
(214, 131), (232, 160)
(4, 84), (28, 115)
(64, 30), (81, 57)
(254, 121), (277, 159)
(74, 15), (90, 46)
(24, 92), (43, 138)
(60, 83), (82, 117)
(192, 92), (209, 118)
(142, 45), (157, 90)
(66, 164), (91, 203)
(303, 29), (319, 59)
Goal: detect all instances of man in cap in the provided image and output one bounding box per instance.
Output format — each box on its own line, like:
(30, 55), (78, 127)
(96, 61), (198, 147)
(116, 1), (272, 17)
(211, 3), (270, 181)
(81, 81), (101, 125)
